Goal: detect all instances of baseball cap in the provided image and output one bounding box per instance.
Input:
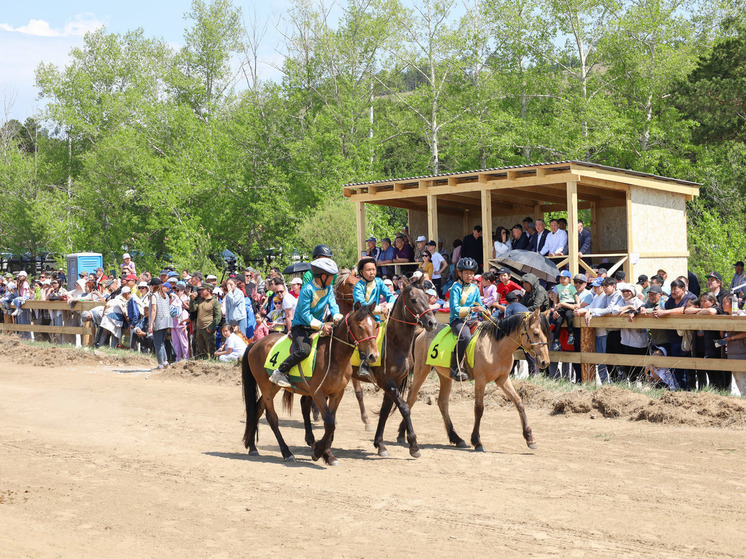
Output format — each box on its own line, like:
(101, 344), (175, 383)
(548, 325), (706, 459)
(159, 270), (169, 276)
(138, 281), (148, 288)
(735, 261), (744, 267)
(636, 274), (648, 285)
(506, 290), (521, 302)
(383, 279), (394, 286)
(597, 267), (608, 274)
(425, 288), (437, 297)
(498, 268), (511, 275)
(149, 278), (162, 286)
(366, 236), (376, 243)
(648, 284), (663, 294)
(167, 271), (179, 278)
(591, 278), (603, 287)
(167, 276), (178, 284)
(206, 274), (218, 281)
(290, 277), (302, 285)
(426, 240), (436, 247)
(121, 286), (131, 294)
(706, 271), (722, 281)
(573, 274), (587, 283)
(559, 270), (572, 278)
(125, 274), (138, 281)
(416, 235), (427, 242)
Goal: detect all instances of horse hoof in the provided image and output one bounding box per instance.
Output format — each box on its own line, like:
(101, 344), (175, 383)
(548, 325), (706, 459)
(397, 436), (406, 444)
(378, 448), (389, 458)
(285, 454), (296, 462)
(305, 439), (315, 447)
(474, 445), (485, 453)
(456, 441), (468, 449)
(409, 448), (421, 458)
(248, 450), (259, 457)
(365, 424), (375, 432)
(528, 442), (538, 450)
(328, 459), (339, 467)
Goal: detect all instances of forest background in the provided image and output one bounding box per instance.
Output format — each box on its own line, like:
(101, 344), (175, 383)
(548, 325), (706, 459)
(1, 0), (745, 279)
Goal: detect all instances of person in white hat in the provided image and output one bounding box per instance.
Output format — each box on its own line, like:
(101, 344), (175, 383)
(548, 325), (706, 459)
(270, 257), (343, 388)
(289, 276), (303, 298)
(414, 235), (428, 262)
(121, 253), (136, 276)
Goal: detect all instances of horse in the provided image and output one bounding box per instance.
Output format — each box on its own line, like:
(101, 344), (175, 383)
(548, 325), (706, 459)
(241, 302), (380, 465)
(399, 309), (550, 452)
(321, 272), (438, 457)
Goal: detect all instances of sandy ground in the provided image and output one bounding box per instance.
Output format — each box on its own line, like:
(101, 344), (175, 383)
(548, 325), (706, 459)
(1, 354), (745, 558)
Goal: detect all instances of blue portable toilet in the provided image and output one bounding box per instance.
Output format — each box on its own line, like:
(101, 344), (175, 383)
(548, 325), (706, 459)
(65, 252), (103, 289)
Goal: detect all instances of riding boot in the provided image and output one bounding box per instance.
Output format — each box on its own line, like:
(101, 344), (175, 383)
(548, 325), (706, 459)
(450, 350), (468, 382)
(357, 361), (376, 383)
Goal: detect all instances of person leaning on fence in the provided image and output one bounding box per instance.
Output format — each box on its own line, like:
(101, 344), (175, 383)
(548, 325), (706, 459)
(614, 283), (647, 382)
(269, 257), (343, 389)
(720, 295), (746, 396)
(189, 282), (222, 359)
(651, 278), (697, 389)
(549, 270), (580, 351)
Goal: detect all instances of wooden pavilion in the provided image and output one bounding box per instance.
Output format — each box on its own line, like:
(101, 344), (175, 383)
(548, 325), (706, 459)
(343, 161), (700, 280)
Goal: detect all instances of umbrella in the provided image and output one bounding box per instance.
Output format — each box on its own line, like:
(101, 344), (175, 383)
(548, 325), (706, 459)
(283, 261), (311, 275)
(495, 249), (560, 283)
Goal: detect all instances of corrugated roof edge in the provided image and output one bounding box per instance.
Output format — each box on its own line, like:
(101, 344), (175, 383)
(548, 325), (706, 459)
(342, 160), (701, 188)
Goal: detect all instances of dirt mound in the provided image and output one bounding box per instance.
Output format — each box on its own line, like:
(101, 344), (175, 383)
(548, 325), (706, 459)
(552, 392), (593, 414)
(158, 359), (242, 385)
(636, 391), (746, 428)
(592, 387), (650, 418)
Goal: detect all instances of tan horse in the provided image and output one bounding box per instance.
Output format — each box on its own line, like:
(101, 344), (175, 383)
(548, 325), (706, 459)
(399, 310), (550, 452)
(242, 302), (379, 465)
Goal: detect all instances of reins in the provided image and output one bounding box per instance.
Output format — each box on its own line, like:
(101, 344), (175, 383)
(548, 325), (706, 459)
(482, 311), (548, 358)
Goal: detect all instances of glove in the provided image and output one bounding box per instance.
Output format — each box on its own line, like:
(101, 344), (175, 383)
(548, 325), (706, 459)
(310, 318), (323, 330)
(333, 313), (343, 325)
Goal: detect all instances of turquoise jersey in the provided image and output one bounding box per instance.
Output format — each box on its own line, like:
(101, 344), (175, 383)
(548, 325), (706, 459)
(292, 279), (341, 328)
(449, 280), (483, 324)
(353, 277), (395, 322)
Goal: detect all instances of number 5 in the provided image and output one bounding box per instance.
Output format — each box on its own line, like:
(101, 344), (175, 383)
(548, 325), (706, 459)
(430, 344), (439, 359)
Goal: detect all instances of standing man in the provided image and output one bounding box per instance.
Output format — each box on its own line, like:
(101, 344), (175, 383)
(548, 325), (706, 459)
(189, 283), (222, 359)
(705, 271), (727, 307)
(461, 225), (483, 271)
(534, 219), (549, 254)
(271, 278), (296, 334)
(577, 220), (591, 259)
(731, 261), (746, 305)
(393, 235), (414, 263)
(541, 219), (568, 257)
(414, 235), (427, 262)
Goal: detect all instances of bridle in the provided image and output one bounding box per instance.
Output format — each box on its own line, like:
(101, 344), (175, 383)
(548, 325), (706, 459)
(344, 312), (379, 346)
(520, 313), (548, 358)
(388, 288), (434, 327)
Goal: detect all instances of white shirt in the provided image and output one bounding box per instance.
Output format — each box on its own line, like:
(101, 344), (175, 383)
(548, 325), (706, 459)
(218, 333), (248, 362)
(431, 251), (446, 279)
(281, 292), (297, 312)
(493, 241), (510, 258)
(541, 229), (568, 256)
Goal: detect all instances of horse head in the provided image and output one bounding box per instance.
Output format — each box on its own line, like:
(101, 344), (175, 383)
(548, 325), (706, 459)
(348, 301), (380, 364)
(524, 308), (551, 369)
(399, 275), (438, 331)
(334, 268), (359, 315)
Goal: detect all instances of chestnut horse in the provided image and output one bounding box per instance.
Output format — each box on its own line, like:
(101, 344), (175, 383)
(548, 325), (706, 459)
(242, 302), (379, 465)
(399, 309), (550, 452)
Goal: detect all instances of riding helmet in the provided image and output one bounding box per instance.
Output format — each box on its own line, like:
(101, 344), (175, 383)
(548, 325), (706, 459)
(456, 257), (478, 271)
(311, 257), (339, 276)
(312, 244), (334, 259)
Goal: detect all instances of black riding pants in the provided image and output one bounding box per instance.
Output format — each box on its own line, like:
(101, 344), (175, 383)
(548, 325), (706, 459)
(278, 325), (314, 374)
(451, 318), (475, 366)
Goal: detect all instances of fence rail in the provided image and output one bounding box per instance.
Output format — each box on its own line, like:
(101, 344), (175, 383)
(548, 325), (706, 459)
(1, 300), (104, 343)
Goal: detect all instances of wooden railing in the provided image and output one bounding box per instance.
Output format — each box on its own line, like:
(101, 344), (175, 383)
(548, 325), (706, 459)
(1, 300), (105, 344)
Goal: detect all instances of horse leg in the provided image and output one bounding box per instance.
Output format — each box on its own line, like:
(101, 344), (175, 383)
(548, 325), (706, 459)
(436, 372), (467, 448)
(263, 392), (295, 462)
(319, 392), (344, 466)
(498, 376), (536, 449)
(300, 395), (315, 447)
(352, 378), (372, 431)
(310, 391), (339, 466)
(373, 392), (395, 457)
(397, 361), (429, 443)
(470, 378), (487, 452)
(382, 377), (420, 458)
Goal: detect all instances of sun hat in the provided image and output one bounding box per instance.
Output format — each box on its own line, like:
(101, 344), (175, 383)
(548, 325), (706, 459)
(121, 286), (131, 294)
(416, 235), (427, 243)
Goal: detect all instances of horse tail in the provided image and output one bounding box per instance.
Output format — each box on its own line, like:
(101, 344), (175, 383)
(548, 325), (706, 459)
(242, 343), (261, 449)
(282, 390), (294, 416)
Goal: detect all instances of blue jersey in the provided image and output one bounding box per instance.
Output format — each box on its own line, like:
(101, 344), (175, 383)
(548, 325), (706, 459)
(449, 280), (483, 324)
(353, 277), (395, 321)
(292, 279), (341, 329)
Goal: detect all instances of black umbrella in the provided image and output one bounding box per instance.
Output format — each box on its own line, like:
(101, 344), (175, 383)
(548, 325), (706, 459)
(495, 249), (560, 283)
(283, 261), (311, 275)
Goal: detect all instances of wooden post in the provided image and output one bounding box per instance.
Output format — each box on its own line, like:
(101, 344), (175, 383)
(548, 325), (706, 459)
(566, 180), (579, 276)
(534, 204), (542, 224)
(580, 326), (596, 382)
(355, 201), (366, 260)
(625, 188), (634, 281)
(427, 194), (438, 245)
(480, 189), (493, 271)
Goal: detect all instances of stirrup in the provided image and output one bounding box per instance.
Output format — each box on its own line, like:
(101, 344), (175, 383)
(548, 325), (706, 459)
(269, 369), (291, 388)
(357, 366), (375, 382)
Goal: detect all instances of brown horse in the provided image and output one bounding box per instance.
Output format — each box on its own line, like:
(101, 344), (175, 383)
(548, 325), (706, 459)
(242, 302), (379, 465)
(399, 310), (550, 452)
(324, 272), (438, 457)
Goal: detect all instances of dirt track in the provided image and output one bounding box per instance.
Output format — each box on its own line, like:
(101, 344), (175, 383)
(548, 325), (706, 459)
(1, 354), (745, 558)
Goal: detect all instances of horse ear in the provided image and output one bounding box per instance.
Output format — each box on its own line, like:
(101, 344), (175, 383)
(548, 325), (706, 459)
(416, 274), (425, 287)
(353, 301), (361, 311)
(400, 277), (410, 289)
(541, 308), (550, 321)
(367, 302), (376, 313)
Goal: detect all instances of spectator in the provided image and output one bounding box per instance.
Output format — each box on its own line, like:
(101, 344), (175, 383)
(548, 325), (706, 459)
(129, 281), (149, 351)
(224, 277), (247, 337)
(189, 283), (222, 359)
(534, 220), (549, 254)
(730, 260), (746, 304)
(549, 270), (580, 350)
(652, 278), (697, 388)
(414, 235), (427, 262)
(461, 225), (483, 271)
(418, 250), (434, 279)
(57, 268), (67, 285)
(657, 269), (671, 294)
(214, 324), (247, 363)
(96, 286), (130, 349)
(541, 219), (567, 257)
(451, 239), (463, 268)
(393, 235), (415, 263)
(253, 314), (269, 341)
(578, 220), (591, 258)
(504, 290), (528, 317)
(121, 253), (136, 276)
(481, 271), (498, 308)
(289, 277), (302, 298)
(721, 295), (746, 395)
(511, 224), (529, 250)
(493, 226), (511, 259)
(615, 283), (647, 382)
(427, 240), (447, 296)
(525, 223), (538, 252)
(706, 271), (727, 307)
(271, 278), (296, 333)
(377, 237), (395, 278)
(637, 275), (650, 301)
(521, 273), (549, 312)
(366, 237), (381, 261)
(147, 279), (172, 368)
(399, 225), (414, 248)
(639, 284), (669, 350)
(644, 347), (678, 390)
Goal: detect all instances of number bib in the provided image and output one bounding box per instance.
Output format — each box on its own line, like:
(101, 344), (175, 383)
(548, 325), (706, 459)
(426, 325), (479, 369)
(351, 320), (386, 368)
(264, 334), (321, 383)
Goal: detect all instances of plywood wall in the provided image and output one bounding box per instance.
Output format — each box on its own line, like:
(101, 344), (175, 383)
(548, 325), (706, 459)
(596, 206), (627, 252)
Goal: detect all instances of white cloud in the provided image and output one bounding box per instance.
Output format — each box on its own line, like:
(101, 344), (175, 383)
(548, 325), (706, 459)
(0, 13), (104, 38)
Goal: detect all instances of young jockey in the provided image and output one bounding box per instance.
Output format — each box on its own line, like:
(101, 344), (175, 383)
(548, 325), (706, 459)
(352, 256), (395, 381)
(449, 257), (486, 382)
(270, 257), (343, 388)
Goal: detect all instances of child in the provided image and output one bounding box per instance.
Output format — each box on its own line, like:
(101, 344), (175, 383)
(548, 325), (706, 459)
(449, 257), (486, 382)
(253, 314), (269, 341)
(481, 271), (498, 309)
(550, 270), (580, 350)
(214, 324), (248, 363)
(644, 346), (678, 390)
(494, 268), (523, 315)
(267, 295), (286, 332)
(1, 281), (17, 314)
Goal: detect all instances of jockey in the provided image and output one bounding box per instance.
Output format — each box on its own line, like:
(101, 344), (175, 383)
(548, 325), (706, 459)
(352, 256), (394, 382)
(270, 257), (343, 388)
(302, 244), (335, 285)
(449, 257), (486, 382)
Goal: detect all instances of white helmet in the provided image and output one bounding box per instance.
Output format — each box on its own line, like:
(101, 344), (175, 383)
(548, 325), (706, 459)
(311, 257), (338, 276)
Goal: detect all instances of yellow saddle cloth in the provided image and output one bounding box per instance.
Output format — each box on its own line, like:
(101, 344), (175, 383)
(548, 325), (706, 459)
(426, 325), (480, 369)
(264, 333), (321, 383)
(350, 320), (386, 368)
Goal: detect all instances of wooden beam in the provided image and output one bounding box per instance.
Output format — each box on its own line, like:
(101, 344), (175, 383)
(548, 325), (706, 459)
(566, 180), (579, 276)
(0, 323), (96, 335)
(543, 351), (746, 373)
(355, 201), (366, 261)
(572, 314), (746, 331)
(481, 189), (493, 271)
(574, 167), (699, 197)
(427, 194), (438, 246)
(20, 300), (104, 311)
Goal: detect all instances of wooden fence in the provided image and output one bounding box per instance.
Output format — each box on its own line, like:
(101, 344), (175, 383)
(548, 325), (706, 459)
(1, 300), (105, 345)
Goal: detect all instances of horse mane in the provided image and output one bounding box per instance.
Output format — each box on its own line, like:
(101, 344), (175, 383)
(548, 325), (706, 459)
(479, 312), (551, 342)
(348, 300), (375, 321)
(335, 268), (353, 290)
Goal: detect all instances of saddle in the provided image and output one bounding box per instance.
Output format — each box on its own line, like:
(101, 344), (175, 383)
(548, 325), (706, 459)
(426, 325), (480, 369)
(350, 320), (386, 368)
(264, 333), (321, 385)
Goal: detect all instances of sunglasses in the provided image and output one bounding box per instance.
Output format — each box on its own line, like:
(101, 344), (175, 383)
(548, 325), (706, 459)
(573, 280), (585, 284)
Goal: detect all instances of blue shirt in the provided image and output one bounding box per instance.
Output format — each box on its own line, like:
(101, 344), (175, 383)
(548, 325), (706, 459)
(505, 302), (529, 317)
(353, 277), (395, 321)
(378, 245), (395, 277)
(292, 279), (341, 328)
(449, 280), (483, 324)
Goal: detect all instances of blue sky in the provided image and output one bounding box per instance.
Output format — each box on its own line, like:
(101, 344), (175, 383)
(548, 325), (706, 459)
(0, 1), (292, 121)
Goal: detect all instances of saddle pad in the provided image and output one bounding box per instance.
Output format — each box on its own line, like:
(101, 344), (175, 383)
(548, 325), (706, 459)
(350, 320), (386, 367)
(426, 325), (479, 369)
(264, 333), (321, 384)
